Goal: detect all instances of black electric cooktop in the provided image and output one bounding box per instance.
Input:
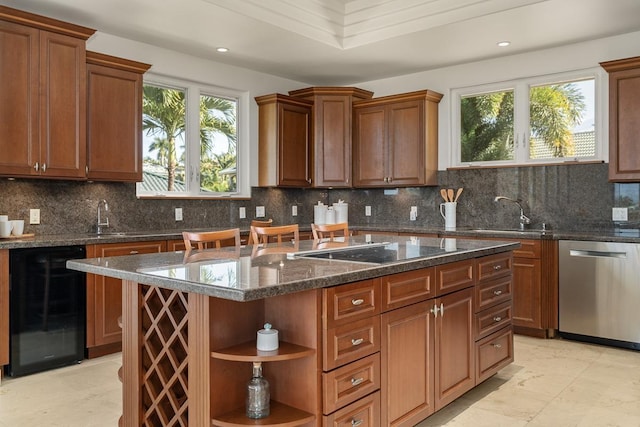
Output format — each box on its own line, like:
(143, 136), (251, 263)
(297, 243), (449, 264)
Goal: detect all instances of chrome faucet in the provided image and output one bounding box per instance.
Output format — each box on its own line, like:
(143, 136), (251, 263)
(494, 196), (531, 230)
(97, 199), (109, 234)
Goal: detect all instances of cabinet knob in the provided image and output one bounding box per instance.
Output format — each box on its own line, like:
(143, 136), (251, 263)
(493, 290), (503, 296)
(351, 419), (363, 427)
(42, 163), (47, 172)
(493, 316), (502, 322)
(351, 338), (364, 346)
(493, 265), (502, 270)
(492, 343), (502, 349)
(351, 298), (364, 306)
(34, 162), (39, 172)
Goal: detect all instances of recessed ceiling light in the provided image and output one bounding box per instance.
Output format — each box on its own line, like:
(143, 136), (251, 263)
(216, 47), (229, 53)
(497, 41), (511, 47)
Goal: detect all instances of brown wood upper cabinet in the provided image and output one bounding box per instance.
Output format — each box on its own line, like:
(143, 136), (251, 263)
(0, 6), (95, 179)
(256, 94), (313, 187)
(288, 87), (373, 187)
(601, 56), (640, 182)
(353, 90), (443, 187)
(86, 52), (151, 182)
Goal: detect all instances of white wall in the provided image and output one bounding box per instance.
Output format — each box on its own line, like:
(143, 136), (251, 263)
(86, 32), (309, 190)
(87, 29), (640, 179)
(355, 30), (640, 169)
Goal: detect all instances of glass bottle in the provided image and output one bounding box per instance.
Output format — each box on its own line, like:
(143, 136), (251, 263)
(246, 362), (270, 419)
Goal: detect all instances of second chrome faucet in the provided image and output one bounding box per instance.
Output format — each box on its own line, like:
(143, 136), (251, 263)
(494, 196), (531, 230)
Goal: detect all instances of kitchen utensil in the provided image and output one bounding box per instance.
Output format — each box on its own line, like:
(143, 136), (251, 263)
(440, 189), (448, 202)
(447, 189), (454, 203)
(454, 188), (463, 202)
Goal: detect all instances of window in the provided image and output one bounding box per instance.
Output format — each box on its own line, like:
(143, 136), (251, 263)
(136, 75), (248, 198)
(452, 69), (604, 167)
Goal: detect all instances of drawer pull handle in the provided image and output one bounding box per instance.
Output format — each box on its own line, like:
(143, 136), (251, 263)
(351, 298), (364, 306)
(130, 250), (139, 255)
(493, 343), (502, 349)
(351, 377), (364, 387)
(493, 265), (502, 270)
(493, 290), (502, 296)
(493, 316), (502, 322)
(351, 338), (364, 346)
(351, 419), (363, 427)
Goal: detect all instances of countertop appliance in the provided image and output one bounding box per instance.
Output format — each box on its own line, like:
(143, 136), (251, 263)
(8, 246), (86, 376)
(559, 240), (640, 350)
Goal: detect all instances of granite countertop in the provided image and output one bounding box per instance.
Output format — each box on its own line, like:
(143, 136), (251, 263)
(2, 224), (640, 250)
(66, 234), (519, 301)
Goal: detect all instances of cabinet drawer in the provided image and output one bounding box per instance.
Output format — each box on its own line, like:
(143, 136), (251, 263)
(324, 279), (380, 329)
(476, 252), (513, 283)
(513, 239), (541, 258)
(474, 301), (512, 340)
(324, 391), (380, 427)
(324, 317), (380, 371)
(381, 268), (434, 311)
(435, 259), (474, 295)
(475, 327), (514, 383)
(323, 353), (381, 414)
(475, 275), (513, 312)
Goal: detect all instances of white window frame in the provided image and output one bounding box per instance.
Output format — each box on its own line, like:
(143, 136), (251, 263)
(136, 73), (250, 199)
(450, 67), (607, 167)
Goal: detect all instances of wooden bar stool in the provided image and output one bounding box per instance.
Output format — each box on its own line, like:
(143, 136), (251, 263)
(182, 228), (241, 250)
(246, 219), (273, 245)
(250, 224), (299, 245)
(311, 222), (349, 241)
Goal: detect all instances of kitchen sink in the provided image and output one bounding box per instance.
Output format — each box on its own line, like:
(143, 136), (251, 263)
(471, 228), (545, 235)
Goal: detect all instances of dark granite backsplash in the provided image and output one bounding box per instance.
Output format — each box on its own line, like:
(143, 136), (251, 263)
(1, 163), (638, 236)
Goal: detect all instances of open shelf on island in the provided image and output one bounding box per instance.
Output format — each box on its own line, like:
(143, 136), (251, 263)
(212, 400), (315, 427)
(211, 341), (315, 362)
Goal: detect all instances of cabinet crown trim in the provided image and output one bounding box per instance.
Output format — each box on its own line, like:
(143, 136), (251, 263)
(353, 89), (443, 107)
(255, 93), (314, 107)
(0, 5), (95, 39)
(288, 86), (374, 99)
(86, 51), (151, 74)
(600, 56), (640, 73)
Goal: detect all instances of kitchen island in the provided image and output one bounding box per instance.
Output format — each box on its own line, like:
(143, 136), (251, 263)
(67, 234), (518, 427)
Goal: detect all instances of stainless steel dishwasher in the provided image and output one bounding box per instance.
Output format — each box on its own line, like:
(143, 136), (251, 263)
(559, 240), (640, 350)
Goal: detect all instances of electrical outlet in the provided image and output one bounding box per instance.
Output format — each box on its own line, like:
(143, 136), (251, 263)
(29, 208), (40, 225)
(365, 206), (372, 216)
(256, 206), (265, 217)
(239, 207), (246, 219)
(410, 206), (418, 221)
(292, 205), (298, 216)
(175, 207), (183, 221)
(612, 207), (628, 221)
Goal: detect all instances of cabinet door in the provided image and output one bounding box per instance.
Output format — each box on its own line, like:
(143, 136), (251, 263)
(278, 101), (312, 186)
(607, 64), (640, 181)
(353, 105), (387, 187)
(0, 250), (8, 368)
(86, 241), (166, 351)
(381, 301), (435, 426)
(39, 30), (86, 178)
(87, 54), (147, 181)
(387, 100), (424, 186)
(313, 94), (352, 187)
(0, 20), (39, 176)
(434, 287), (475, 411)
(512, 257), (542, 329)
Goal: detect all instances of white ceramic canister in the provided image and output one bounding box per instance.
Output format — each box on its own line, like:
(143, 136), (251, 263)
(256, 323), (279, 351)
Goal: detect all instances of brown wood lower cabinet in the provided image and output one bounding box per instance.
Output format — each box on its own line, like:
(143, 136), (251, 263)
(86, 240), (166, 357)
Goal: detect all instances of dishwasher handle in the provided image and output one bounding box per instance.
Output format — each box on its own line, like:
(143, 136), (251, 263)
(569, 249), (627, 259)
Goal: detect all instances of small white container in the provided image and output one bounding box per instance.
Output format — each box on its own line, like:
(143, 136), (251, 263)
(256, 323), (279, 351)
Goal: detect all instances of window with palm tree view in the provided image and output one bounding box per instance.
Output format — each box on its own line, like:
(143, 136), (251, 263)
(456, 71), (599, 166)
(137, 81), (239, 197)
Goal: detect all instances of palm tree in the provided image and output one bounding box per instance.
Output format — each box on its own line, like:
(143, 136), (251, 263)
(142, 86), (237, 191)
(461, 83), (585, 162)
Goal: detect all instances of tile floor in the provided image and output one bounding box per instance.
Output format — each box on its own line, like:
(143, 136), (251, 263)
(1, 335), (639, 426)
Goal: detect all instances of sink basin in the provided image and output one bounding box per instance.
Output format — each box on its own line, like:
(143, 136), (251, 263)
(87, 231), (172, 237)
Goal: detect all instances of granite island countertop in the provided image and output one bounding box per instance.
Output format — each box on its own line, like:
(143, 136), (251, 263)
(66, 234), (519, 301)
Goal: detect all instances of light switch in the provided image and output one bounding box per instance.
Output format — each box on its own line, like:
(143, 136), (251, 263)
(239, 207), (246, 219)
(30, 209), (40, 225)
(256, 206), (265, 217)
(175, 207), (183, 221)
